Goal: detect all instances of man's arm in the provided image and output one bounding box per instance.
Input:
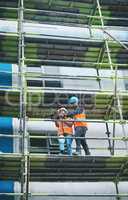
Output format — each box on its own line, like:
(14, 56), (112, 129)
(67, 107), (84, 117)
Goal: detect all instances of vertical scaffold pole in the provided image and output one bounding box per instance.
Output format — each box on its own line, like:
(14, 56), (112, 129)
(115, 182), (121, 200)
(97, 0), (128, 155)
(96, 0), (117, 156)
(18, 0), (29, 199)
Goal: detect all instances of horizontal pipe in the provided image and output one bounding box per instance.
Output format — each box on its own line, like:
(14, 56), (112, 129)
(29, 118), (128, 123)
(0, 147), (126, 151)
(1, 28), (128, 45)
(25, 58), (128, 67)
(0, 193), (128, 197)
(1, 117), (128, 133)
(1, 87), (128, 95)
(0, 153), (127, 158)
(0, 134), (127, 141)
(0, 6), (128, 21)
(1, 70), (128, 80)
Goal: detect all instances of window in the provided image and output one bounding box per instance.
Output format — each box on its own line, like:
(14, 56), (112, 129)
(27, 80), (43, 87)
(45, 80), (61, 87)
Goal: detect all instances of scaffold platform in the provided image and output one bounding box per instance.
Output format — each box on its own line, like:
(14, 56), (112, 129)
(0, 154), (128, 182)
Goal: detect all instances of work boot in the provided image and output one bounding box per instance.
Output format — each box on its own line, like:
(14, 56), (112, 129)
(73, 151), (81, 156)
(85, 151), (91, 155)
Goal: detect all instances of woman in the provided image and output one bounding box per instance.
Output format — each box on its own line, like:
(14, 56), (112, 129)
(55, 108), (73, 156)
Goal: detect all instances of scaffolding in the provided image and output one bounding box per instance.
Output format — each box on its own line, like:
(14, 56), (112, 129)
(0, 0), (128, 199)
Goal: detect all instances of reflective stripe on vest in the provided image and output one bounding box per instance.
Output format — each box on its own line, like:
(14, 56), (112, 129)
(58, 121), (72, 135)
(74, 113), (88, 127)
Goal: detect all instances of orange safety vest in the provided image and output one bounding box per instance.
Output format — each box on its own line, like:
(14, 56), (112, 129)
(74, 113), (88, 127)
(57, 119), (73, 136)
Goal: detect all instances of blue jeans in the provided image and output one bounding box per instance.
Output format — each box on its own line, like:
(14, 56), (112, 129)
(58, 135), (73, 156)
(65, 134), (73, 156)
(58, 136), (65, 152)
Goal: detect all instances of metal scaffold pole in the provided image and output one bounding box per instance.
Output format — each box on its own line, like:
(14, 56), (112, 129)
(18, 0), (29, 199)
(115, 182), (121, 200)
(96, 0), (116, 156)
(96, 0), (128, 156)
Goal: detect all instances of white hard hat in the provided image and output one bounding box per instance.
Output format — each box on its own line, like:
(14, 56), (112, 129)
(57, 107), (68, 114)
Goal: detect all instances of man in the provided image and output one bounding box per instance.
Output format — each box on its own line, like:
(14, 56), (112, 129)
(55, 107), (73, 156)
(68, 96), (90, 155)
